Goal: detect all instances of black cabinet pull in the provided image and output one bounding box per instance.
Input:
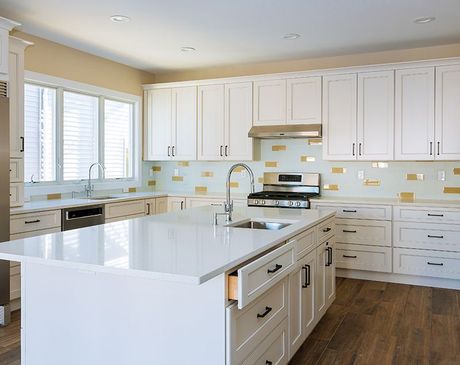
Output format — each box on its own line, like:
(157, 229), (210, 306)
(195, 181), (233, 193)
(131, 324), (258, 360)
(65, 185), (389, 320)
(428, 213), (444, 217)
(266, 361), (273, 365)
(358, 142), (362, 156)
(267, 264), (282, 274)
(343, 255), (357, 259)
(167, 146), (171, 157)
(302, 264), (311, 288)
(257, 306), (272, 318)
(146, 203), (151, 215)
(343, 229), (357, 233)
(429, 141), (433, 156)
(25, 219), (41, 224)
(219, 145), (223, 157)
(352, 143), (355, 156)
(180, 201), (184, 210)
(20, 136), (24, 152)
(325, 247), (330, 267)
(343, 209), (357, 213)
(171, 146), (175, 156)
(437, 141), (440, 156)
(322, 227), (331, 233)
(427, 262), (444, 266)
(225, 145), (228, 156)
(428, 235), (444, 239)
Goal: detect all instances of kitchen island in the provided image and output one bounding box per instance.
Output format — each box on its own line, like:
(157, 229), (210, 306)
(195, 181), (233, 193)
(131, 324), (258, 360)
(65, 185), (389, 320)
(0, 206), (335, 365)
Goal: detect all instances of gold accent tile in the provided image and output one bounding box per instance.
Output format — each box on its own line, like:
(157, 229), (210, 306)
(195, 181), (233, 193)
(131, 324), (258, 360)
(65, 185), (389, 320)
(265, 161), (278, 168)
(444, 187), (460, 194)
(363, 179), (381, 186)
(233, 166), (244, 173)
(128, 187), (137, 193)
(152, 166), (161, 172)
(371, 162), (389, 168)
(258, 177), (264, 184)
(331, 167), (346, 174)
(177, 161), (189, 167)
(406, 173), (424, 181)
(195, 186), (207, 193)
(300, 155), (315, 162)
(47, 193), (61, 200)
(308, 138), (322, 145)
(454, 168), (460, 175)
(229, 182), (239, 188)
(201, 171), (214, 177)
(172, 176), (183, 182)
(147, 180), (156, 186)
(323, 184), (339, 191)
(399, 192), (415, 202)
(272, 145), (287, 151)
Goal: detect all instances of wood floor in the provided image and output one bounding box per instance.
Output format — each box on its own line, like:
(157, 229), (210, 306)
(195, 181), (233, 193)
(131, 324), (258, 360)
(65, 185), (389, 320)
(0, 278), (458, 365)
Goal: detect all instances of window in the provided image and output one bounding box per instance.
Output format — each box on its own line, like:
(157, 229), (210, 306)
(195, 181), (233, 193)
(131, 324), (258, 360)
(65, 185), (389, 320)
(23, 73), (140, 192)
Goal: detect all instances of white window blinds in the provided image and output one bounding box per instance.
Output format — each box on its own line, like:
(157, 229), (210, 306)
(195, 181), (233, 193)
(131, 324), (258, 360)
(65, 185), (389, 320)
(23, 84), (57, 183)
(104, 99), (134, 179)
(63, 91), (99, 181)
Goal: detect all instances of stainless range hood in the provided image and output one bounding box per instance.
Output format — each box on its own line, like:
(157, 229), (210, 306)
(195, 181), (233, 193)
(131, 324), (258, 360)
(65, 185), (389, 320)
(248, 124), (322, 139)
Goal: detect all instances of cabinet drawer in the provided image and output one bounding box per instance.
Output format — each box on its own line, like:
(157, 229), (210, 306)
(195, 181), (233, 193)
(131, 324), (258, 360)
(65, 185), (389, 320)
(241, 319), (288, 365)
(336, 243), (392, 273)
(393, 222), (460, 252)
(393, 248), (460, 280)
(313, 203), (391, 221)
(10, 273), (20, 301)
(10, 182), (24, 207)
(227, 278), (288, 364)
(394, 206), (460, 224)
(10, 159), (23, 182)
(11, 210), (61, 234)
(288, 228), (316, 259)
(228, 241), (295, 309)
(317, 217), (335, 242)
(336, 219), (391, 247)
(105, 200), (145, 219)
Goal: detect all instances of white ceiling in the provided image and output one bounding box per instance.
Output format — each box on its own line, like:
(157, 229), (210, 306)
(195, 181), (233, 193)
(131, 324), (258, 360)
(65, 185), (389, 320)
(1, 0), (460, 74)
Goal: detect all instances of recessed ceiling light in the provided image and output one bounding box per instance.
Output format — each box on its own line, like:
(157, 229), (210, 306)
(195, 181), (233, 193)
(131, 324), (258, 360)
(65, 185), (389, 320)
(110, 15), (130, 23)
(414, 16), (436, 24)
(181, 47), (196, 52)
(283, 33), (301, 40)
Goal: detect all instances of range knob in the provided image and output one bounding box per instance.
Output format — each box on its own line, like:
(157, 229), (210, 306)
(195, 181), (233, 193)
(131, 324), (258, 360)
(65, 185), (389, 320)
(274, 200), (280, 206)
(296, 201), (301, 207)
(254, 200), (259, 205)
(261, 200), (266, 205)
(288, 201), (294, 207)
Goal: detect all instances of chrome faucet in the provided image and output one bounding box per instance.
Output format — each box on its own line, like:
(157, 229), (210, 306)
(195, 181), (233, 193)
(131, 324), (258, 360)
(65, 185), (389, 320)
(220, 163), (255, 223)
(85, 162), (105, 198)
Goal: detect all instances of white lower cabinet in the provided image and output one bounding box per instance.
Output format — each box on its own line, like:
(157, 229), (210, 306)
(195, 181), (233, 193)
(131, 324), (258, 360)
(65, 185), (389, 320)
(336, 243), (392, 273)
(105, 200), (146, 220)
(167, 197), (186, 212)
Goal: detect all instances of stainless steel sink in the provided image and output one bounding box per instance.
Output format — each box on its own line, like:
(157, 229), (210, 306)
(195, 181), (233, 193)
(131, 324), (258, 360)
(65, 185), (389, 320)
(88, 196), (118, 200)
(230, 220), (291, 230)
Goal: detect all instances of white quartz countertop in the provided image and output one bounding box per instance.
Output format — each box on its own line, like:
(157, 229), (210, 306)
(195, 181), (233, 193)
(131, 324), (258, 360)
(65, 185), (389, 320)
(0, 206), (334, 285)
(10, 191), (248, 215)
(310, 196), (460, 208)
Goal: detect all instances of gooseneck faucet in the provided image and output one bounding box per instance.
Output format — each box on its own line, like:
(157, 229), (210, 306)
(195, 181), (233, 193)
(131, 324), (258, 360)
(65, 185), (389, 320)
(218, 163), (255, 223)
(85, 162), (105, 198)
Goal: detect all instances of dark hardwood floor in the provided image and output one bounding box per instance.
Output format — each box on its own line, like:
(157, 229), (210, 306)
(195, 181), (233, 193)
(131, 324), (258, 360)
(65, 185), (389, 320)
(0, 278), (458, 365)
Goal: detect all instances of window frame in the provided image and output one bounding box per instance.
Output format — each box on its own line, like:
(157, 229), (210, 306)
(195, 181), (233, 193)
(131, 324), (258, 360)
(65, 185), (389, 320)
(24, 71), (142, 196)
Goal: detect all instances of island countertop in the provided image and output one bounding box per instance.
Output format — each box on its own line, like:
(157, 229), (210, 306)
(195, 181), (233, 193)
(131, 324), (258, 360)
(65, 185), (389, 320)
(0, 206), (335, 285)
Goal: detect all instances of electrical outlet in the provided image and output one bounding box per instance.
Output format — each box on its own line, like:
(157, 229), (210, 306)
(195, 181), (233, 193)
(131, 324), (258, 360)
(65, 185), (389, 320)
(438, 170), (446, 181)
(358, 170), (365, 180)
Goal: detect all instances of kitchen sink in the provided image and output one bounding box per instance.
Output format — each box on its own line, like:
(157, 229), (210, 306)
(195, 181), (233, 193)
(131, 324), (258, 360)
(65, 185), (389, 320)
(229, 220), (292, 230)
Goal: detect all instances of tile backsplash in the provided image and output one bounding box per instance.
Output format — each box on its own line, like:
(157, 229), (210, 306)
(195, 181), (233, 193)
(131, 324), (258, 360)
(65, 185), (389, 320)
(142, 139), (460, 200)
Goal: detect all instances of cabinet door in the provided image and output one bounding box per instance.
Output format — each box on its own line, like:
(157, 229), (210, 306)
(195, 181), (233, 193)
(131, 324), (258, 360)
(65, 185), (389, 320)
(145, 89), (172, 160)
(357, 71), (394, 160)
(322, 74), (357, 160)
(253, 79), (286, 125)
(315, 241), (327, 319)
(301, 250), (317, 339)
(435, 65), (460, 160)
(155, 197), (168, 214)
(325, 239), (336, 307)
(224, 82), (253, 161)
(167, 197), (185, 212)
(287, 77), (322, 125)
(171, 86), (197, 160)
(9, 43), (25, 158)
(395, 67), (435, 160)
(197, 84), (225, 160)
(0, 29), (8, 76)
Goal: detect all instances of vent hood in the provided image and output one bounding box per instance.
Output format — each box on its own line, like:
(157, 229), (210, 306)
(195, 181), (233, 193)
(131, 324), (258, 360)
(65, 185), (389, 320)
(248, 124), (322, 139)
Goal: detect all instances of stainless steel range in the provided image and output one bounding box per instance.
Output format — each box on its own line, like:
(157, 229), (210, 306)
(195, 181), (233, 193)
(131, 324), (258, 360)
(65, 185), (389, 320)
(248, 172), (320, 209)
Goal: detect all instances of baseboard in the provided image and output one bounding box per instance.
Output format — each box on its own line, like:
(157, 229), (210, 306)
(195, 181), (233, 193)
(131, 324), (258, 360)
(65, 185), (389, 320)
(337, 269), (460, 290)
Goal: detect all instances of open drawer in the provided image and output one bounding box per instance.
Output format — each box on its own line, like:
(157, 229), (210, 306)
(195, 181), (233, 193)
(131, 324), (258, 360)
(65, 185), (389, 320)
(228, 241), (295, 309)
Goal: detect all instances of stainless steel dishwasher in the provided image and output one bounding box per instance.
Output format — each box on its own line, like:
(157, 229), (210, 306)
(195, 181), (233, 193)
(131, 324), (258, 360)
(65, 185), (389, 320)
(62, 205), (105, 231)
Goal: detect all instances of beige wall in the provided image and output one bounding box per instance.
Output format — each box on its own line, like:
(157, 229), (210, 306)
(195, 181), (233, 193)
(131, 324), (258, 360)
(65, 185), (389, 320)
(12, 31), (155, 95)
(155, 42), (460, 83)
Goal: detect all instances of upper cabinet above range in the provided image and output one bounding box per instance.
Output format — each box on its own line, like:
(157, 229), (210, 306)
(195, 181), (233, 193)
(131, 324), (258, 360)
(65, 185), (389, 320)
(253, 76), (322, 126)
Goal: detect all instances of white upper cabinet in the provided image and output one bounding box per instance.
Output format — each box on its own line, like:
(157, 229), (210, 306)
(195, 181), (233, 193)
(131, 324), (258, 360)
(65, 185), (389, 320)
(287, 77), (322, 125)
(0, 18), (20, 78)
(357, 70), (394, 160)
(224, 82), (253, 160)
(435, 64), (460, 160)
(171, 86), (197, 160)
(322, 74), (357, 160)
(253, 79), (286, 125)
(395, 67), (435, 160)
(197, 84), (225, 160)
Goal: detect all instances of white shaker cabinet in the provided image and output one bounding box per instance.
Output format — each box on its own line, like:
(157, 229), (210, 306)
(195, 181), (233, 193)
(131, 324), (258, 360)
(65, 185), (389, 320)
(0, 18), (20, 78)
(171, 87), (197, 160)
(395, 67), (435, 160)
(357, 70), (394, 160)
(286, 77), (322, 125)
(435, 64), (460, 160)
(253, 79), (286, 125)
(322, 74), (357, 160)
(145, 88), (172, 160)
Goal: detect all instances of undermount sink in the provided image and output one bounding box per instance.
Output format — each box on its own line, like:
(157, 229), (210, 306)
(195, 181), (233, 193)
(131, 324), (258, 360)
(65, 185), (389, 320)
(229, 220), (292, 230)
(88, 196), (118, 200)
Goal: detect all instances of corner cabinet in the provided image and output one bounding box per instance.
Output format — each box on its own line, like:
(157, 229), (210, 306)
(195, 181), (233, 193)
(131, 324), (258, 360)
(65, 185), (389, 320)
(144, 86), (197, 161)
(198, 82), (253, 161)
